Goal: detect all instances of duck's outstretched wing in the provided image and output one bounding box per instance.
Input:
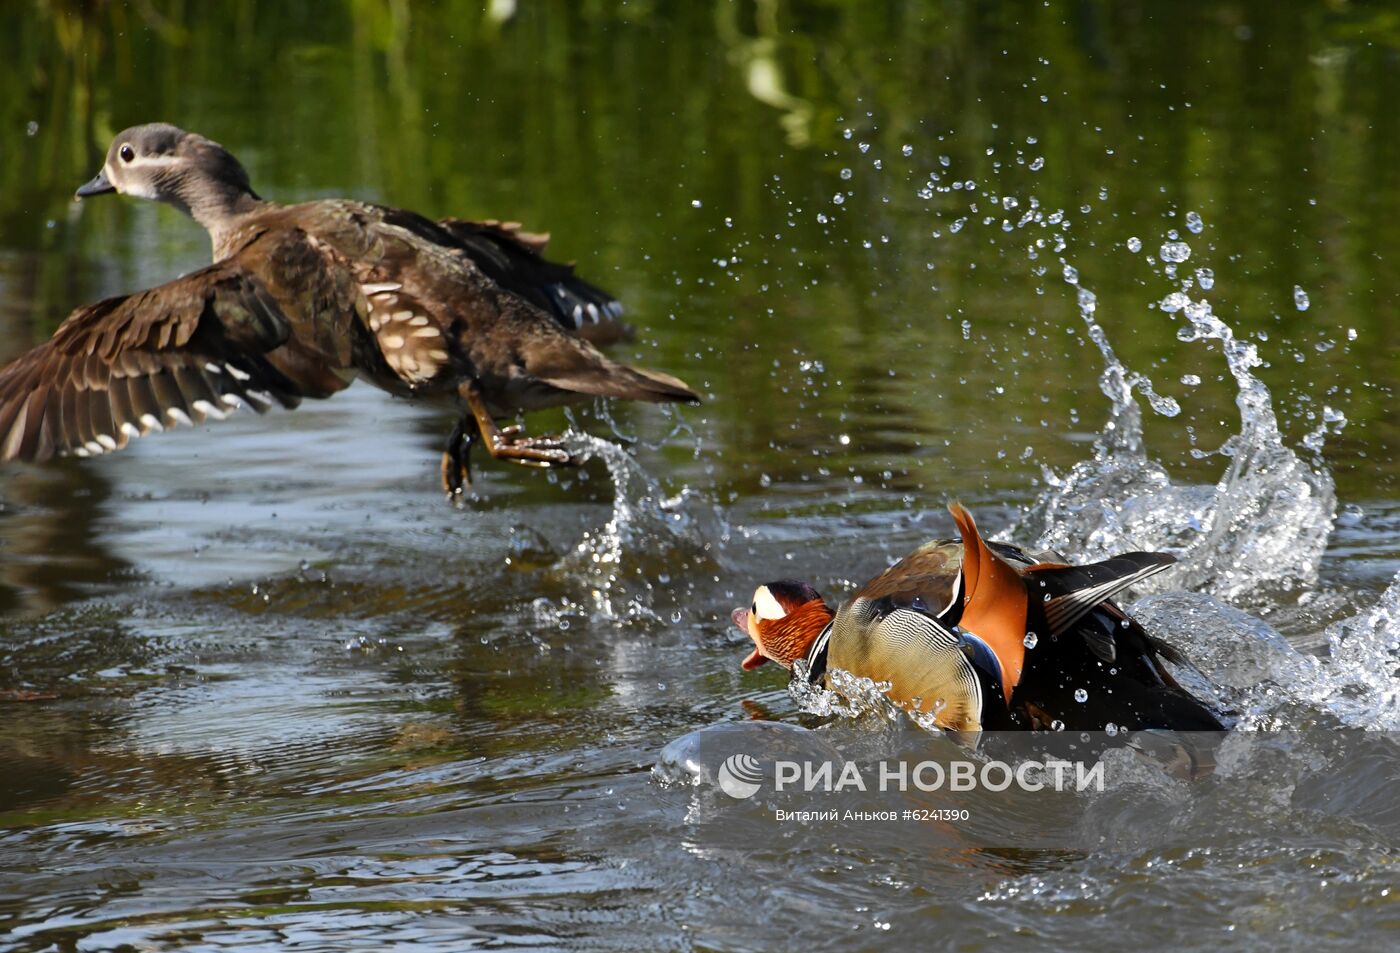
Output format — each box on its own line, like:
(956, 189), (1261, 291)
(0, 262), (303, 462)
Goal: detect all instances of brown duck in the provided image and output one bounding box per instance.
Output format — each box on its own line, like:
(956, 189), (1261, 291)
(732, 504), (1224, 734)
(0, 123), (698, 493)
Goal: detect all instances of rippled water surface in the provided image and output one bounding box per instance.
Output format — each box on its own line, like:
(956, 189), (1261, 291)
(2, 4), (1400, 951)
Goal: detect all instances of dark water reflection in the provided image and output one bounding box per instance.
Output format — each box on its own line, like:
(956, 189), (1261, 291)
(2, 2), (1399, 950)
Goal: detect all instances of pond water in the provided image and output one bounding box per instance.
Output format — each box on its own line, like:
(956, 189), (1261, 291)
(2, 3), (1399, 950)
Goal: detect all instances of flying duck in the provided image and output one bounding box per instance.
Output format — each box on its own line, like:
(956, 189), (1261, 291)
(732, 504), (1224, 734)
(0, 124), (698, 494)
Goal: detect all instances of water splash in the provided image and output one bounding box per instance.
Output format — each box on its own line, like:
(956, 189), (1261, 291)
(1131, 582), (1400, 731)
(1318, 571), (1400, 729)
(789, 659), (906, 724)
(551, 431), (722, 620)
(1016, 241), (1341, 604)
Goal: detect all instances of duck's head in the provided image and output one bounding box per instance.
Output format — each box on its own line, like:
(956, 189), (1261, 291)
(76, 124), (259, 229)
(732, 580), (835, 670)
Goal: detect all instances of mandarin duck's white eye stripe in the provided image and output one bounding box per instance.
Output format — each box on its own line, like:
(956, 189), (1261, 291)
(752, 586), (787, 621)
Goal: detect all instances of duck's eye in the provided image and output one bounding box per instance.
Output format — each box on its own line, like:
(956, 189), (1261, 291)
(118, 144), (135, 163)
(751, 601), (757, 615)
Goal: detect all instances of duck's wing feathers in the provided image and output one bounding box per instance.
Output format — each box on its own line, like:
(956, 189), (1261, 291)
(852, 540), (965, 622)
(1026, 552), (1177, 658)
(434, 218), (631, 345)
(0, 262), (304, 463)
(370, 206), (632, 345)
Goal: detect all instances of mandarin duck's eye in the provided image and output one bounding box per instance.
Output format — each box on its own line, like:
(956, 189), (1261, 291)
(751, 602), (757, 614)
(119, 144), (135, 163)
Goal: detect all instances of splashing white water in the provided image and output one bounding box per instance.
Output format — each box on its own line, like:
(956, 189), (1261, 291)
(1319, 571), (1400, 729)
(789, 659), (906, 723)
(1016, 240), (1342, 604)
(553, 431), (721, 620)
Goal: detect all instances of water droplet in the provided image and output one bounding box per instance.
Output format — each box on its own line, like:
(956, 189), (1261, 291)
(1105, 722), (1119, 736)
(1074, 688), (1088, 703)
(901, 144), (914, 157)
(1023, 632), (1038, 649)
(1051, 719), (1065, 731)
(758, 473), (772, 488)
(1160, 241), (1191, 263)
(1293, 285), (1310, 311)
(690, 199), (702, 208)
(1180, 374), (1201, 386)
(1126, 236), (1142, 253)
(832, 193), (845, 205)
(1062, 264), (1079, 284)
(840, 167), (853, 180)
(25, 120), (38, 137)
(1159, 291), (1191, 313)
(1195, 267), (1215, 290)
(1029, 156), (1044, 171)
(1184, 211), (1204, 234)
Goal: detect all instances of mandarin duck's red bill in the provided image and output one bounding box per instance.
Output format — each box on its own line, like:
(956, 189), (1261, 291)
(732, 503), (1224, 735)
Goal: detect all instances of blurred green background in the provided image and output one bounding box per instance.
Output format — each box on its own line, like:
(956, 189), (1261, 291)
(1, 0), (1397, 502)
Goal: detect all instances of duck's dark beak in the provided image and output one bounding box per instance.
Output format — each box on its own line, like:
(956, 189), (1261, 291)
(75, 170), (115, 199)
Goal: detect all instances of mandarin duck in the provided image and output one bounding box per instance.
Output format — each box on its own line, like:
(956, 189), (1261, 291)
(0, 124), (698, 495)
(732, 504), (1224, 733)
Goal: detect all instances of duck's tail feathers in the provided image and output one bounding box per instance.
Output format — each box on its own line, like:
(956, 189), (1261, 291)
(542, 359), (700, 405)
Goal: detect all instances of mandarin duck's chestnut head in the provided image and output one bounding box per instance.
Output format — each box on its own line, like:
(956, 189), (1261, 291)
(732, 580), (835, 670)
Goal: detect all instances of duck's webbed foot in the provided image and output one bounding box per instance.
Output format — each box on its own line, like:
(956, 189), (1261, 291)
(441, 417), (477, 497)
(459, 380), (579, 471)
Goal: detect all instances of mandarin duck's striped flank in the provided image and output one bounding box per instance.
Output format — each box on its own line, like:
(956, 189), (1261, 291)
(733, 503), (1224, 735)
(0, 122), (697, 495)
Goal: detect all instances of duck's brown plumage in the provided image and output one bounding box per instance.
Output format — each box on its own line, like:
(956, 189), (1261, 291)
(0, 123), (697, 491)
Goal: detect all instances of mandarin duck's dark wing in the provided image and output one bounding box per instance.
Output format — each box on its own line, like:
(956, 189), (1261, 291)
(1024, 552), (1177, 661)
(0, 263), (305, 462)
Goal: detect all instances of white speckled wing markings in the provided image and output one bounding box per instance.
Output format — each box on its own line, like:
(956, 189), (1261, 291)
(361, 282), (453, 386)
(0, 264), (303, 463)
